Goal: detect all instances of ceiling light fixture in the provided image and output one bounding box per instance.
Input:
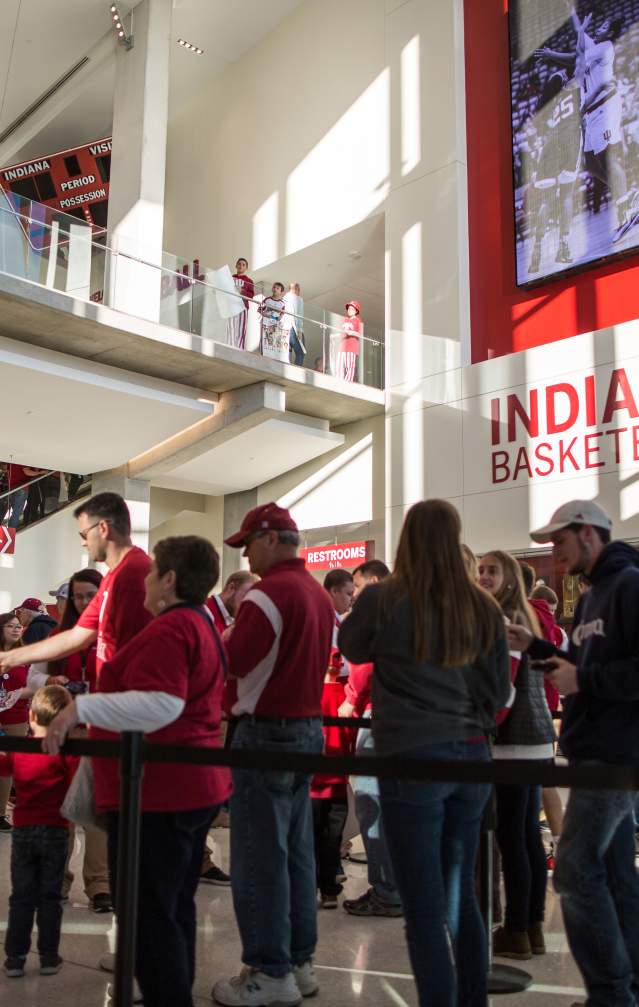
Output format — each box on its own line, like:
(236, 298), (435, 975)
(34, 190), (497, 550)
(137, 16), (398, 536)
(109, 4), (133, 50)
(177, 37), (204, 55)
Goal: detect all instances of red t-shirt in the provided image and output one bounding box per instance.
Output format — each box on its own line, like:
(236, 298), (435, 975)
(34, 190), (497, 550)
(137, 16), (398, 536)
(91, 605), (232, 814)
(233, 272), (255, 308)
(311, 679), (356, 799)
(0, 663), (29, 725)
(7, 464), (29, 490)
(0, 751), (78, 827)
(78, 547), (152, 677)
(64, 645), (98, 691)
(339, 315), (362, 355)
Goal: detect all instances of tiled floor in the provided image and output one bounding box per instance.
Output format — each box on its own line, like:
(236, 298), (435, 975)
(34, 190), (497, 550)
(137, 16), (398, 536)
(0, 826), (586, 1005)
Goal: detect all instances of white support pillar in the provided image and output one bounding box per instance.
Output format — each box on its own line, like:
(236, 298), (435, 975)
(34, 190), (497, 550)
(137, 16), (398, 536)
(384, 0), (470, 555)
(106, 0), (171, 322)
(92, 471), (151, 552)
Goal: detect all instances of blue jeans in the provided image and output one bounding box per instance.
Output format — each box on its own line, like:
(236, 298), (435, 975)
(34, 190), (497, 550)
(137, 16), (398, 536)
(288, 327), (305, 366)
(353, 724), (401, 905)
(554, 778), (639, 1007)
(230, 717), (323, 977)
(6, 824), (68, 960)
(379, 741), (491, 1007)
(7, 487), (27, 529)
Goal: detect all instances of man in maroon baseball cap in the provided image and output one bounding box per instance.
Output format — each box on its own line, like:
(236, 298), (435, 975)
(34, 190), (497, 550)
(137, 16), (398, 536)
(213, 502), (335, 1006)
(15, 598), (56, 645)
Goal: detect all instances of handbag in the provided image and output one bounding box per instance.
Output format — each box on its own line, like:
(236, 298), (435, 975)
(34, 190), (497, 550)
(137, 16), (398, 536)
(61, 756), (107, 832)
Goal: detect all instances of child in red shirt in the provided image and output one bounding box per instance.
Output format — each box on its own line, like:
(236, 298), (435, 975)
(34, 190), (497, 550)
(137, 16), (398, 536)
(311, 650), (356, 908)
(1, 686), (78, 978)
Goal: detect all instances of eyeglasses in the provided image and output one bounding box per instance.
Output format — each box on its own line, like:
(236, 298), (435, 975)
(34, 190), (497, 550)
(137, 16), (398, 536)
(78, 520), (104, 541)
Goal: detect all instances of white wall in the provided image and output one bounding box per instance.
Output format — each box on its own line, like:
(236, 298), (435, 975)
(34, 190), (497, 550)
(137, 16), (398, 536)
(0, 505), (88, 612)
(164, 0), (386, 273)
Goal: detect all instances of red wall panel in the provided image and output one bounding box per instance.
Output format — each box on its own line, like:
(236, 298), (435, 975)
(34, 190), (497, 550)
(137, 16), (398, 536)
(465, 0), (639, 362)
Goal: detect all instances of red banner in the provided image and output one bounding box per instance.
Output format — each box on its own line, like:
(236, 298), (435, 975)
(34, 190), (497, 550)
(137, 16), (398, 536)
(0, 527), (16, 555)
(300, 541), (372, 571)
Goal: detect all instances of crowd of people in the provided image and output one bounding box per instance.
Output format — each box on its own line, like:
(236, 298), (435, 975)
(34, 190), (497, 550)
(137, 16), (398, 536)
(0, 490), (637, 1007)
(224, 256), (365, 382)
(0, 464), (87, 531)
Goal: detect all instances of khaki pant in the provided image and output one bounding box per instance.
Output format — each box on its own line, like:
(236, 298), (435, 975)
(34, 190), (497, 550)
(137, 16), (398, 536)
(63, 823), (110, 900)
(0, 722), (29, 816)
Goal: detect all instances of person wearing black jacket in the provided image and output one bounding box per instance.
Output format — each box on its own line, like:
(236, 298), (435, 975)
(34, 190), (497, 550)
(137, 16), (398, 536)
(508, 499), (639, 1007)
(15, 598), (57, 645)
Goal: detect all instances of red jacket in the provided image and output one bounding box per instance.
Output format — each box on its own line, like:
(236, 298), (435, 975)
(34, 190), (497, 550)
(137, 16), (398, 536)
(530, 598), (563, 713)
(311, 679), (356, 799)
(344, 662), (373, 714)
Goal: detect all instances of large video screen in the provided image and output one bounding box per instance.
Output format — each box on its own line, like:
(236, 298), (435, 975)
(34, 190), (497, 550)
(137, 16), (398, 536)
(508, 1), (639, 287)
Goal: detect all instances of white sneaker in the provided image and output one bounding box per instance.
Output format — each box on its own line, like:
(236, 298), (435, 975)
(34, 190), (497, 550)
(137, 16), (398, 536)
(212, 966), (302, 1006)
(106, 979), (143, 1003)
(293, 960), (319, 997)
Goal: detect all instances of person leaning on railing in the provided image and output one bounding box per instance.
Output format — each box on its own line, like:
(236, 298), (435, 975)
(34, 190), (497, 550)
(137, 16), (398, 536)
(339, 499), (511, 1007)
(42, 535), (232, 1007)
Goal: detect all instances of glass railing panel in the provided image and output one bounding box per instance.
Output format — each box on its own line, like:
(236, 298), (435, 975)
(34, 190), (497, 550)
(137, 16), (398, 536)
(0, 467), (91, 533)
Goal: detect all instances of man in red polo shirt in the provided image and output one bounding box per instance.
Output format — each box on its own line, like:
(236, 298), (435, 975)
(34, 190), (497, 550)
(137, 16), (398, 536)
(206, 570), (258, 635)
(212, 503), (334, 1007)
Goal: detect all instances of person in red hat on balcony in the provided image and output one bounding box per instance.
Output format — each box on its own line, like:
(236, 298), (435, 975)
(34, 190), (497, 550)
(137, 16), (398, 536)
(212, 502), (335, 1007)
(336, 300), (362, 383)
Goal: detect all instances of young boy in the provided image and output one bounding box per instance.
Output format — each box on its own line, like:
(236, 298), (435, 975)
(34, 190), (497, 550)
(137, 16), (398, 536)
(311, 650), (356, 908)
(1, 685), (78, 977)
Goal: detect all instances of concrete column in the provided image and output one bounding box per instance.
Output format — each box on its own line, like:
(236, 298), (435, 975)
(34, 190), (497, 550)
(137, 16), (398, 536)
(92, 471), (151, 552)
(222, 489), (257, 582)
(384, 0), (469, 555)
(106, 0), (171, 322)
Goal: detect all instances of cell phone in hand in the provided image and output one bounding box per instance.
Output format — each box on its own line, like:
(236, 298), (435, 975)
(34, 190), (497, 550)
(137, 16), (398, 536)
(529, 659), (558, 672)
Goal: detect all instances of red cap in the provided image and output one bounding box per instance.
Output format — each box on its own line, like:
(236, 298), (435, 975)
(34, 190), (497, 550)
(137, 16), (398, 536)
(18, 597), (43, 612)
(345, 300), (361, 313)
(224, 502), (298, 548)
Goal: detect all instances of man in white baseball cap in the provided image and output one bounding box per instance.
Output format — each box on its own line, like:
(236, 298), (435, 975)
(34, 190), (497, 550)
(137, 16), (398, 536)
(508, 499), (639, 1006)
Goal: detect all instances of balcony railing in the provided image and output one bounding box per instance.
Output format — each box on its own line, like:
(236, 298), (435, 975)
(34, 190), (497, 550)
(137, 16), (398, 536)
(0, 191), (385, 390)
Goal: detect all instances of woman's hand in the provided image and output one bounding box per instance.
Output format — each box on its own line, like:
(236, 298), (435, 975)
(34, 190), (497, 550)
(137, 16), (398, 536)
(506, 624), (533, 652)
(338, 700), (355, 719)
(46, 675), (70, 686)
(42, 701), (79, 755)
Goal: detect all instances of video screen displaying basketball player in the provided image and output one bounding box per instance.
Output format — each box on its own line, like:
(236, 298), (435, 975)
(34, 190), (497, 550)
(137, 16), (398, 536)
(509, 1), (639, 286)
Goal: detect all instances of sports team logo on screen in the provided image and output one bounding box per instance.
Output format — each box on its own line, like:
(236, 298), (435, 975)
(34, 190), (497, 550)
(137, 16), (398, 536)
(508, 2), (639, 286)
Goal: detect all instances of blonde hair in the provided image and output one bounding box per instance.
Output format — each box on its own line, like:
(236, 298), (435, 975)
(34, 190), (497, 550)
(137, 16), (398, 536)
(386, 500), (502, 667)
(482, 550), (541, 635)
(461, 544), (478, 581)
(31, 685), (72, 727)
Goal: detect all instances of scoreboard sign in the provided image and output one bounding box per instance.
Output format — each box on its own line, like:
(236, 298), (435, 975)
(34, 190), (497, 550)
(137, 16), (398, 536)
(1, 137), (112, 231)
(300, 541), (373, 571)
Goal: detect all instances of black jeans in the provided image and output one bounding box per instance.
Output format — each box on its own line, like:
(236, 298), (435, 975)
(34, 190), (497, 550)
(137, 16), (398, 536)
(312, 797), (347, 896)
(495, 782), (547, 931)
(106, 805), (218, 1007)
(5, 825), (68, 959)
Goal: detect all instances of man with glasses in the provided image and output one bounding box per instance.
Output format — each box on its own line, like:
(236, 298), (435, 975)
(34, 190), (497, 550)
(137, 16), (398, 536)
(213, 503), (334, 1007)
(0, 493), (151, 683)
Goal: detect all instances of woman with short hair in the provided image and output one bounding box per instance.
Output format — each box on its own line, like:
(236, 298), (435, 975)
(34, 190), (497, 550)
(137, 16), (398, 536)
(44, 535), (231, 1007)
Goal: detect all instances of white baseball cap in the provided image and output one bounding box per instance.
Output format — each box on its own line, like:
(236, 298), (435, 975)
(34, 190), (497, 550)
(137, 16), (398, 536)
(530, 500), (612, 544)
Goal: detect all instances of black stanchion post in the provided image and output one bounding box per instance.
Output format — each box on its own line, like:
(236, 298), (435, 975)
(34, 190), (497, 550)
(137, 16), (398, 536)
(113, 731), (145, 1007)
(479, 795), (532, 995)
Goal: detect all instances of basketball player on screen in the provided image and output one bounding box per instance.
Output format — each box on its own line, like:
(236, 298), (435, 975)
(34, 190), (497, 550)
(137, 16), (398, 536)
(534, 6), (639, 243)
(528, 69), (582, 273)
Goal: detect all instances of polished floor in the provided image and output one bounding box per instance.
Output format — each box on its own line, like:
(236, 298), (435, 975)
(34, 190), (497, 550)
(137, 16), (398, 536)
(0, 824), (585, 1006)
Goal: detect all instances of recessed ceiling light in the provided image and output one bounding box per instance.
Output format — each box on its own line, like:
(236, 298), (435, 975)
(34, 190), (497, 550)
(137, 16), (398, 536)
(176, 37), (204, 54)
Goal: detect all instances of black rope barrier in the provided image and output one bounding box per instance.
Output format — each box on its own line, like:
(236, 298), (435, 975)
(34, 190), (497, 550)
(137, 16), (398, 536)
(1, 731), (638, 789)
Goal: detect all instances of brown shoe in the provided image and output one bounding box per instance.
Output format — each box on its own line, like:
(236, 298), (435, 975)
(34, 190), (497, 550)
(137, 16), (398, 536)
(528, 922), (545, 955)
(493, 926), (532, 960)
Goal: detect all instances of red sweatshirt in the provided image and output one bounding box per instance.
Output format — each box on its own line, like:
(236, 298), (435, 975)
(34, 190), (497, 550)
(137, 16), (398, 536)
(344, 662), (373, 714)
(311, 679), (356, 799)
(530, 598), (563, 713)
(0, 751), (78, 827)
(225, 558), (334, 717)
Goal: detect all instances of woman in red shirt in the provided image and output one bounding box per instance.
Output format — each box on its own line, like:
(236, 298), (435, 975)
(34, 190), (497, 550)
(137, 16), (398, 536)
(0, 611), (30, 830)
(44, 535), (231, 1007)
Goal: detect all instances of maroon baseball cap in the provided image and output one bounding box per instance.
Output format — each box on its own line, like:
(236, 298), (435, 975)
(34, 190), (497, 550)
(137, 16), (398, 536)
(225, 502), (298, 548)
(18, 597), (43, 611)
